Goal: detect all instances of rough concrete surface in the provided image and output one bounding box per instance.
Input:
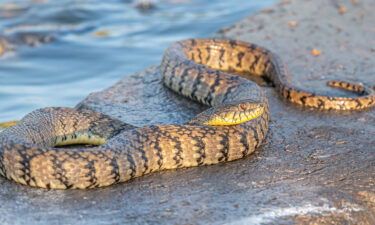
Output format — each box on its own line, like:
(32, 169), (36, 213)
(1, 0), (375, 224)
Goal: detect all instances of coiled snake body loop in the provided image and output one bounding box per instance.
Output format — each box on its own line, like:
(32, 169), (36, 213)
(0, 39), (374, 189)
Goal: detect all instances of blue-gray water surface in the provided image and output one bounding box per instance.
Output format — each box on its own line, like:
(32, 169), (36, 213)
(0, 0), (274, 121)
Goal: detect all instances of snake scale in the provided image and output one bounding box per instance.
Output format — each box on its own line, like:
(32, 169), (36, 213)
(0, 39), (374, 189)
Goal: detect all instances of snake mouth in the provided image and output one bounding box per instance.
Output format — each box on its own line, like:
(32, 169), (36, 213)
(204, 102), (264, 126)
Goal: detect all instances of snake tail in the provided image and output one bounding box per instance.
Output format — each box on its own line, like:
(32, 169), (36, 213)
(166, 39), (375, 110)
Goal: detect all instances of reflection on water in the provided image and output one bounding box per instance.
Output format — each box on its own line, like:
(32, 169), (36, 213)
(0, 0), (274, 121)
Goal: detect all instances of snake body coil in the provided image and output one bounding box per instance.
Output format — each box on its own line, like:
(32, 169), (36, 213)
(0, 39), (374, 189)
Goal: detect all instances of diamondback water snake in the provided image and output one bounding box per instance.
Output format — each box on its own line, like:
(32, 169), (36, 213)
(0, 39), (374, 189)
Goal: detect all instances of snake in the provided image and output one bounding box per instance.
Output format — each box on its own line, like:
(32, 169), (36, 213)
(0, 39), (374, 189)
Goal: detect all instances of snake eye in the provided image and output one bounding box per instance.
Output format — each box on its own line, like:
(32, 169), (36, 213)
(240, 103), (248, 110)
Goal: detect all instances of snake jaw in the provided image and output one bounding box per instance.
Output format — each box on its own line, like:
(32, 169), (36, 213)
(203, 101), (264, 126)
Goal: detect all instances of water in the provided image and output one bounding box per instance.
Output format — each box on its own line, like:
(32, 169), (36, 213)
(0, 0), (274, 121)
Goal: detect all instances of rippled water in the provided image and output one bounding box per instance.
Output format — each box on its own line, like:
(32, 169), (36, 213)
(0, 0), (274, 121)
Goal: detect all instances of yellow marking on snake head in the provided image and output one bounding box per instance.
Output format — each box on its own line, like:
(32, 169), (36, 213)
(54, 132), (107, 147)
(0, 120), (19, 130)
(204, 102), (264, 126)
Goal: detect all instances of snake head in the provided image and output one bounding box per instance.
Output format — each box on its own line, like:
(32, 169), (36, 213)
(188, 101), (264, 126)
